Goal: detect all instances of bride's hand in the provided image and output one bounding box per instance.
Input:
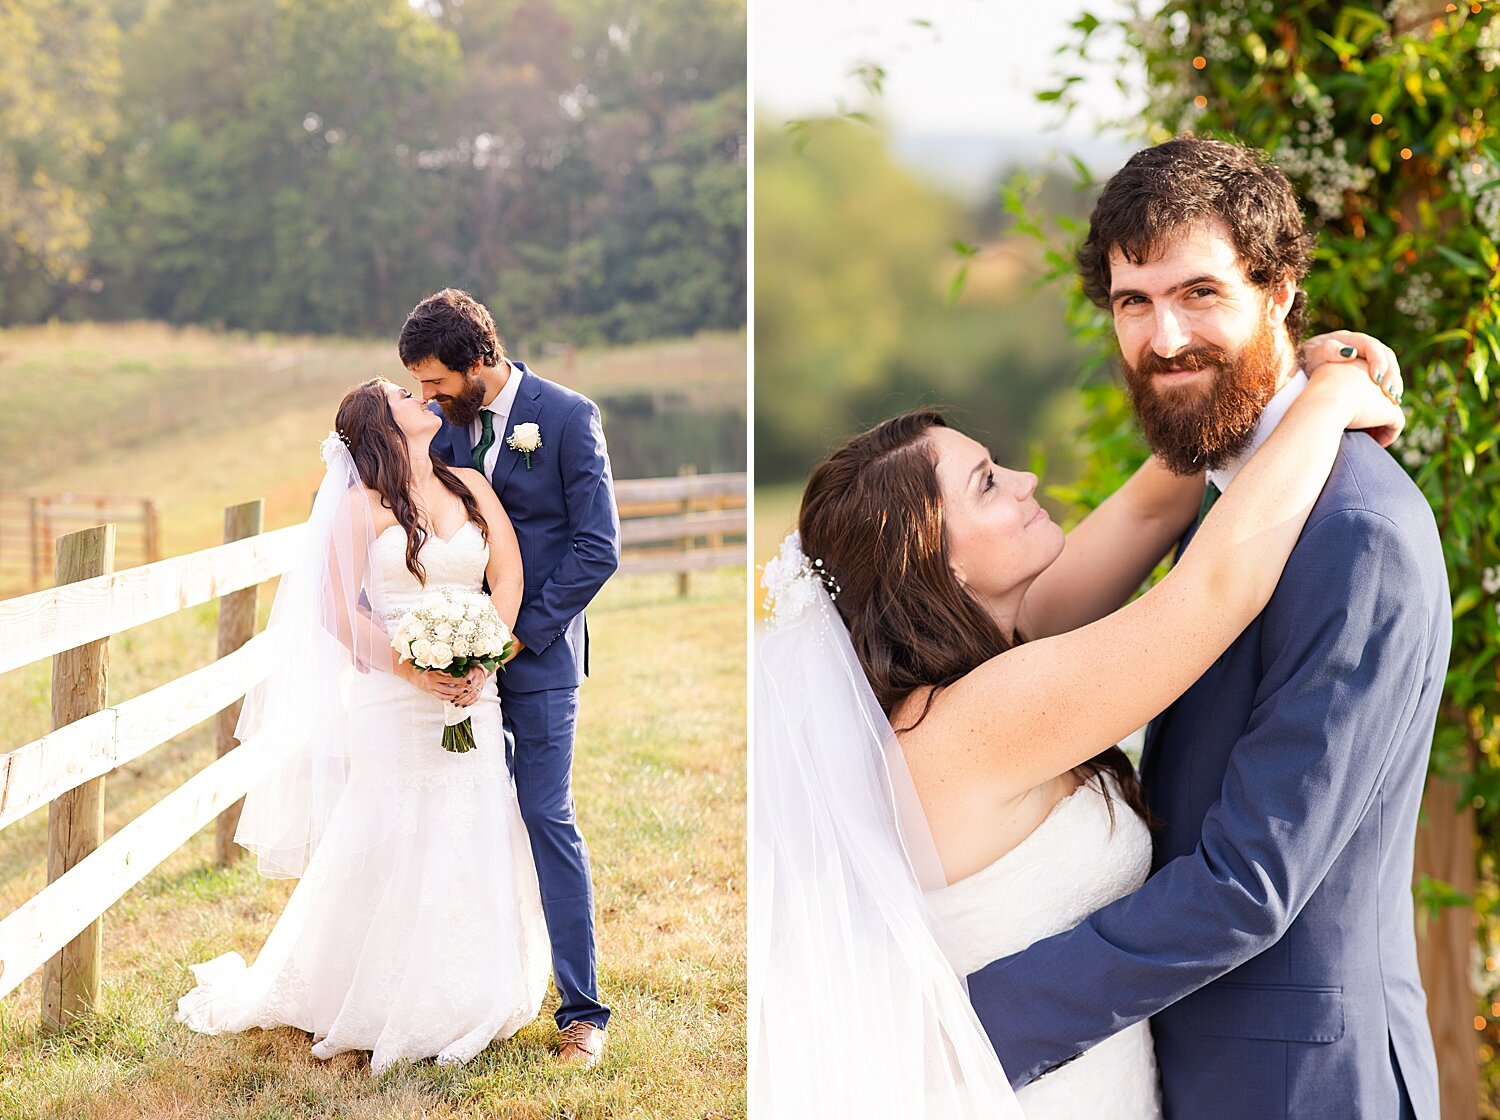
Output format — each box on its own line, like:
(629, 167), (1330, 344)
(1306, 357), (1406, 447)
(1303, 330), (1402, 403)
(450, 664), (489, 707)
(396, 659), (469, 702)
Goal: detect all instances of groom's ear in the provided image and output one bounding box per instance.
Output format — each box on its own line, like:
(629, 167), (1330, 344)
(1267, 272), (1297, 325)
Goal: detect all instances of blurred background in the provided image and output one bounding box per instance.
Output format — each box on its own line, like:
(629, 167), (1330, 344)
(753, 0), (1137, 567)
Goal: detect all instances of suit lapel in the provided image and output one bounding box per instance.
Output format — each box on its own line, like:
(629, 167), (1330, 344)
(490, 365), (545, 495)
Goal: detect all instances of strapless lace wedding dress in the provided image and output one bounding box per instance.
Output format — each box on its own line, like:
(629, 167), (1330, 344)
(178, 520), (550, 1072)
(926, 774), (1163, 1119)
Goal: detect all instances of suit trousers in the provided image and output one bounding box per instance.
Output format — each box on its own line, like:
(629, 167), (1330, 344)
(501, 685), (609, 1030)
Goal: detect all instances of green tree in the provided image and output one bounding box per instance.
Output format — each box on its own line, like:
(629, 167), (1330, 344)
(93, 0), (459, 333)
(0, 0), (121, 319)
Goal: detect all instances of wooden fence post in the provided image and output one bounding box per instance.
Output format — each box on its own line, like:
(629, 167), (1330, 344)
(143, 500), (161, 565)
(41, 524), (115, 1031)
(1416, 767), (1480, 1120)
(27, 495), (39, 590)
(215, 500), (263, 865)
(676, 465), (696, 598)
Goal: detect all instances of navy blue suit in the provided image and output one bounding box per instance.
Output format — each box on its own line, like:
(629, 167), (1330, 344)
(430, 362), (621, 1030)
(969, 433), (1448, 1119)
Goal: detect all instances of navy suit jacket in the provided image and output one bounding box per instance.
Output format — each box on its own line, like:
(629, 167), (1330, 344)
(968, 433), (1449, 1120)
(429, 362), (621, 693)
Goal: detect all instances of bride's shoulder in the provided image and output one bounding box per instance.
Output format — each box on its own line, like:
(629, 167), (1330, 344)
(358, 485), (399, 536)
(448, 467), (502, 514)
(889, 686), (935, 739)
(448, 466), (488, 493)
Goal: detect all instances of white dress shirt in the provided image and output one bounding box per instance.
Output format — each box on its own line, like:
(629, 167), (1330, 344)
(472, 362), (524, 479)
(1207, 369), (1308, 494)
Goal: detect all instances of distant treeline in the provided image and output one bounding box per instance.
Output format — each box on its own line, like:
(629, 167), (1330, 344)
(0, 0), (746, 344)
(755, 119), (1095, 486)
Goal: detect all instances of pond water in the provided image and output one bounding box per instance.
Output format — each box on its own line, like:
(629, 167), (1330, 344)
(596, 388), (746, 480)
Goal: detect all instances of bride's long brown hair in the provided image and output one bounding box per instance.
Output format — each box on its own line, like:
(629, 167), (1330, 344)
(798, 410), (1151, 826)
(335, 379), (488, 584)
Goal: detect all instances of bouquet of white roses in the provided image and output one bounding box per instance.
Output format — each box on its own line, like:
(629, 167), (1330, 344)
(390, 587), (514, 752)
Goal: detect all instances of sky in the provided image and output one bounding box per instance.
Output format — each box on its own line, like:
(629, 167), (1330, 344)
(752, 0), (1143, 139)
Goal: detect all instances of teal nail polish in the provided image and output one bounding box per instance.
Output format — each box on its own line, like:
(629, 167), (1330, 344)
(1375, 372), (1385, 384)
(1339, 345), (1357, 357)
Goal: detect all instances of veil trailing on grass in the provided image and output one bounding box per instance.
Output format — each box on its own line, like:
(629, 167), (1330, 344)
(750, 532), (1022, 1118)
(231, 433), (403, 879)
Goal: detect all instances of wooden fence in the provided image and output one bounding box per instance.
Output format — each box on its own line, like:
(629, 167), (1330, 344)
(0, 474), (744, 1026)
(616, 470), (746, 593)
(0, 491), (160, 593)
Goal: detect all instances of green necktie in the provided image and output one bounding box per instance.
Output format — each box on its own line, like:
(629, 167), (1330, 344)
(1198, 480), (1222, 524)
(472, 410), (496, 473)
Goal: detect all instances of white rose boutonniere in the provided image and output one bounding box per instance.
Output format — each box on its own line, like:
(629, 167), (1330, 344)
(506, 422), (542, 469)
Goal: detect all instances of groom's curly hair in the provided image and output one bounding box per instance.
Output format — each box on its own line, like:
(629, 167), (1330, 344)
(1077, 136), (1315, 344)
(799, 411), (1152, 828)
(398, 288), (506, 374)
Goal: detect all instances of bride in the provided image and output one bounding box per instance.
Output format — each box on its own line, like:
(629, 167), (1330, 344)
(751, 338), (1403, 1117)
(177, 378), (549, 1072)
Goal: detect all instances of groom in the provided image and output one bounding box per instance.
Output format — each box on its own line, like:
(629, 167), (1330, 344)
(968, 139), (1450, 1118)
(400, 289), (620, 1067)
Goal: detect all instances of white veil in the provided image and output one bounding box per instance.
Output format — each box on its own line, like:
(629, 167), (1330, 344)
(231, 433), (403, 879)
(750, 533), (1022, 1118)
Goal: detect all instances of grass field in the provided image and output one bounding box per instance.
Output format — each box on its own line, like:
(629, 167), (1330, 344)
(0, 322), (745, 589)
(0, 569), (745, 1120)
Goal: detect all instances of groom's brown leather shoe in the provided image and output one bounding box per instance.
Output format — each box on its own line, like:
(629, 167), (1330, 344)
(554, 1021), (605, 1068)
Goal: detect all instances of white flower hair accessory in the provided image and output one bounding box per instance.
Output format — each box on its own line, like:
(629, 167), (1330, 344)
(507, 422), (542, 469)
(761, 531), (842, 629)
(320, 430), (350, 465)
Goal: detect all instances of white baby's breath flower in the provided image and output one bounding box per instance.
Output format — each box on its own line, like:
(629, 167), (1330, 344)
(1483, 566), (1500, 596)
(320, 430), (348, 465)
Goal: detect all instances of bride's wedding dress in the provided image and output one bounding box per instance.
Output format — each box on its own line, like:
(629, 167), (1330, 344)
(926, 772), (1164, 1119)
(178, 518), (550, 1072)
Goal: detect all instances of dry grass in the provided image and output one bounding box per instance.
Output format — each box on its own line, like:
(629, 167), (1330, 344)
(0, 322), (745, 592)
(0, 568), (746, 1120)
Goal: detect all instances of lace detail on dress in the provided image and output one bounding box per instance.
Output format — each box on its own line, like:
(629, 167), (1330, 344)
(177, 519), (549, 1073)
(926, 773), (1164, 1119)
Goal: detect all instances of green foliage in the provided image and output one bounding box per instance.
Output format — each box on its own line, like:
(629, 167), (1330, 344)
(0, 0), (121, 314)
(0, 0), (746, 344)
(754, 121), (1090, 484)
(1036, 0), (1500, 1085)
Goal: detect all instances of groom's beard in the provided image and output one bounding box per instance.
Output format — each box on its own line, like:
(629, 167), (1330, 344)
(1120, 317), (1283, 476)
(433, 374), (488, 427)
